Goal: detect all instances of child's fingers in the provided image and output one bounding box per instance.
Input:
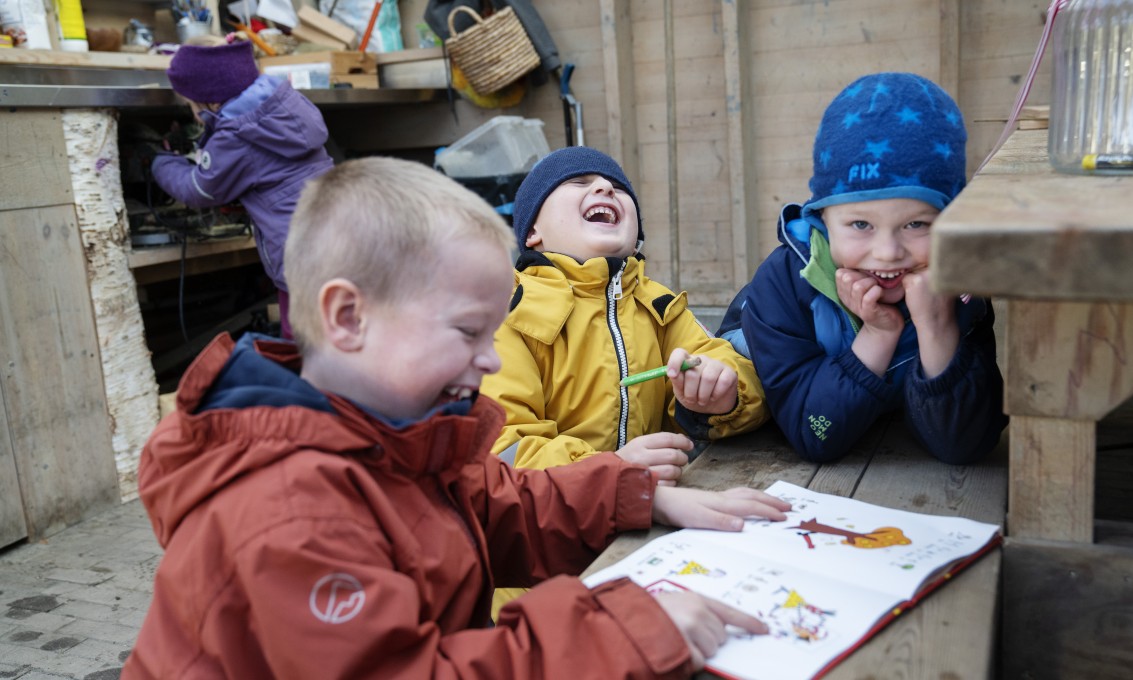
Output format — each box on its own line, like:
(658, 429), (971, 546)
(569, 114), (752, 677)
(706, 494), (790, 523)
(666, 349), (693, 378)
(635, 431), (695, 451)
(706, 598), (769, 636)
(702, 366), (737, 406)
(650, 463), (684, 483)
(721, 487), (793, 512)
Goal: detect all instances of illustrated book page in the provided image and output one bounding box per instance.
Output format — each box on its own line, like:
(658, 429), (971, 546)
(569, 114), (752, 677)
(583, 480), (1002, 680)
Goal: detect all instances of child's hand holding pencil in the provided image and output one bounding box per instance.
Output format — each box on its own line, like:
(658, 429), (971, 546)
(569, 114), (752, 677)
(642, 351), (740, 417)
(620, 356), (702, 387)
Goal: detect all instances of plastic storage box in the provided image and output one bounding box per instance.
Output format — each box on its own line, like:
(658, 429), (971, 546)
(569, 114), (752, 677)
(435, 116), (550, 178)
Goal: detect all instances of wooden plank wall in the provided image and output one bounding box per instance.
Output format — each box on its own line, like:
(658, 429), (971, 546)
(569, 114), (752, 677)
(0, 111), (120, 541)
(416, 0), (1053, 312)
(306, 0), (1051, 312)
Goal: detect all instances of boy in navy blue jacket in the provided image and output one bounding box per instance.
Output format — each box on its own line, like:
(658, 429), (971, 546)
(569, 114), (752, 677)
(717, 72), (1007, 464)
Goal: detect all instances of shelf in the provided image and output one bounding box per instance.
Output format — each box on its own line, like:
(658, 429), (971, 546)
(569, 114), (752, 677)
(128, 234), (256, 269)
(0, 47), (444, 108)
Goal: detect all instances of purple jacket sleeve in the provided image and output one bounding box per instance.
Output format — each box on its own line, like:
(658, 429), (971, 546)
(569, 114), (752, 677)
(150, 128), (258, 209)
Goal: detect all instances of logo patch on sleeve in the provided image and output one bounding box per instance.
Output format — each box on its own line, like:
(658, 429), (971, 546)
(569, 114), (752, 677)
(309, 573), (365, 624)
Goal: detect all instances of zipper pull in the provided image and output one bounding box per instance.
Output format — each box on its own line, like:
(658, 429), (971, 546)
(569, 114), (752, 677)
(611, 267), (623, 299)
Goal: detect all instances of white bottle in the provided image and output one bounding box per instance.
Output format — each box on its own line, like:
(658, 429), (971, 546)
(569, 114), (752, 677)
(0, 0), (53, 49)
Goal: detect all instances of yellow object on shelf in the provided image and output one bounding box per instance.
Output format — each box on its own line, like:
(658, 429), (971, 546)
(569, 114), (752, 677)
(54, 0), (87, 51)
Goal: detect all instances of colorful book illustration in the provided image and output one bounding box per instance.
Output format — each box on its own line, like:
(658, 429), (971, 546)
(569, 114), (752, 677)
(583, 481), (1002, 680)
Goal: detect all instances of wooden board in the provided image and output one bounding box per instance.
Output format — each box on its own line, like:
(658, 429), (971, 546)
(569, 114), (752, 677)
(258, 50), (376, 74)
(0, 384), (28, 548)
(1008, 415), (1095, 542)
(1004, 300), (1133, 421)
(0, 203), (119, 539)
(289, 24), (350, 51)
(297, 5), (357, 46)
(1002, 538), (1133, 678)
(0, 110), (73, 212)
(0, 48), (170, 70)
(932, 130), (1133, 302)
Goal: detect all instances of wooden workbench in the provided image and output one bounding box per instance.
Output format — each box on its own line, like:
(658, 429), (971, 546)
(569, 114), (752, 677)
(932, 128), (1133, 543)
(931, 127), (1133, 677)
(582, 419), (1007, 679)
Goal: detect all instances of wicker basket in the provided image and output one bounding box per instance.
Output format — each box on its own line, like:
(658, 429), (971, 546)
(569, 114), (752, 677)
(445, 6), (541, 95)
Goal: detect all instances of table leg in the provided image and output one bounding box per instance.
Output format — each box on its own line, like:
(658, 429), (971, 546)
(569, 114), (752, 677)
(1008, 415), (1095, 541)
(1004, 300), (1133, 542)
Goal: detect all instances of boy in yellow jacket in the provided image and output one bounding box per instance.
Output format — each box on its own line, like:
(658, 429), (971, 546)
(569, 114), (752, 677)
(480, 147), (771, 613)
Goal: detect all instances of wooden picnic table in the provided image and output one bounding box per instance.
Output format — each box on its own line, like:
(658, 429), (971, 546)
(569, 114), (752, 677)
(930, 125), (1133, 676)
(582, 418), (1007, 679)
(932, 126), (1133, 543)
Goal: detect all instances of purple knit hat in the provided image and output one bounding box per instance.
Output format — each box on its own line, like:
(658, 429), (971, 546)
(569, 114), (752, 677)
(167, 40), (259, 104)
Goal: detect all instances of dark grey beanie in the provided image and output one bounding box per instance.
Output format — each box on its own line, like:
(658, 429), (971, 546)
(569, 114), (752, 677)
(512, 146), (642, 252)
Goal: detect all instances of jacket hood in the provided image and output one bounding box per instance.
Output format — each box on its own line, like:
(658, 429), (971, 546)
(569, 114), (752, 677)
(139, 333), (505, 546)
(207, 76), (329, 159)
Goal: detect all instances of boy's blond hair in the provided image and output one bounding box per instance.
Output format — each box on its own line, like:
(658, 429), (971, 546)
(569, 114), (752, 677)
(285, 156), (513, 350)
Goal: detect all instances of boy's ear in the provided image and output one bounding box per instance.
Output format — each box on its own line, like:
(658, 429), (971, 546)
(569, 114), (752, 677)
(318, 278), (366, 352)
(525, 225), (543, 250)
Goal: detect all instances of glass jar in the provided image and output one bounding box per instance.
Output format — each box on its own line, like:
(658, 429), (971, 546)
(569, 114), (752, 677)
(1048, 0), (1133, 174)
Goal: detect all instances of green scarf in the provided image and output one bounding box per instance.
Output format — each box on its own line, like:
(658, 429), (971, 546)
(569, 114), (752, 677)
(799, 228), (861, 333)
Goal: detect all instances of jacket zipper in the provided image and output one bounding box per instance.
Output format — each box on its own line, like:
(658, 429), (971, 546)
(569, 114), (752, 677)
(606, 262), (630, 449)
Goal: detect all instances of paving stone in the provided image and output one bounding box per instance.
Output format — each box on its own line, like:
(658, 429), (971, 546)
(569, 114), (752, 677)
(65, 584), (150, 612)
(0, 661), (33, 679)
(43, 571), (111, 588)
(0, 610), (74, 632)
(62, 638), (131, 665)
(48, 600), (120, 624)
(0, 640), (51, 666)
(113, 609), (146, 630)
(54, 619), (139, 646)
(0, 502), (152, 679)
(5, 628), (45, 644)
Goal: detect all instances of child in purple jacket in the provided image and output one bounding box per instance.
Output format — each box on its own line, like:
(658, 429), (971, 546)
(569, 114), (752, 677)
(150, 37), (334, 339)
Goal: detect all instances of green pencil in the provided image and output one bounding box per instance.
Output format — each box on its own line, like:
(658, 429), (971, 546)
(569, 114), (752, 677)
(620, 356), (702, 387)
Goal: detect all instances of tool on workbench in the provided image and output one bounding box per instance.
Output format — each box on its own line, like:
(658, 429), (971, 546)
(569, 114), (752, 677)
(558, 62), (583, 147)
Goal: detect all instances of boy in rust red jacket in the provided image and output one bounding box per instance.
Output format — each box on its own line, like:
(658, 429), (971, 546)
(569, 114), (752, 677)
(122, 157), (792, 679)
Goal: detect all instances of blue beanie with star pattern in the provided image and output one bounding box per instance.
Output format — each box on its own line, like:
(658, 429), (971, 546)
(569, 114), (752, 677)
(803, 72), (967, 220)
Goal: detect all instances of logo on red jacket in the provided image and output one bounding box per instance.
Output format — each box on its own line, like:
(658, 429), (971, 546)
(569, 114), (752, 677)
(309, 573), (366, 624)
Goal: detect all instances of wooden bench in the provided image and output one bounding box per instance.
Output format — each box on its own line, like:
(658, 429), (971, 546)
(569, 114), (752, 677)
(582, 417), (1007, 679)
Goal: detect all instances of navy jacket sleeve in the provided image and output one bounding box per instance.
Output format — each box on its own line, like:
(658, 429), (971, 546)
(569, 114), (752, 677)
(903, 298), (1008, 464)
(740, 249), (900, 463)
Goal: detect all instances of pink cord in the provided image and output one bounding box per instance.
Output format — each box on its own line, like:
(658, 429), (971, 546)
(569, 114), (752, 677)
(976, 0), (1071, 173)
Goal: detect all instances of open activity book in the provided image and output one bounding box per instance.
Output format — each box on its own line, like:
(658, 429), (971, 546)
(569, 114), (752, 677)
(583, 481), (1002, 680)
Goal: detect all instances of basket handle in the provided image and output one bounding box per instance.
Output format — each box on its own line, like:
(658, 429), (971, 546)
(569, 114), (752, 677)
(447, 5), (484, 37)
